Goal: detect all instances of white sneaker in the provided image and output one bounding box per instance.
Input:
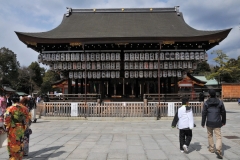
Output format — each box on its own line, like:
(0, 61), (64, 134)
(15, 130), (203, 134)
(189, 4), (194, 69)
(180, 150), (184, 153)
(183, 145), (188, 152)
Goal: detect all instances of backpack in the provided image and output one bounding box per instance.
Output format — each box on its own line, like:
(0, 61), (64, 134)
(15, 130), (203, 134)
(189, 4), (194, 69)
(28, 98), (36, 110)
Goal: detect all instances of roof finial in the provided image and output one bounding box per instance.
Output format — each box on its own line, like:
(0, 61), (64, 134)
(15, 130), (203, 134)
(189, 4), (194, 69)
(66, 7), (72, 17)
(175, 6), (180, 16)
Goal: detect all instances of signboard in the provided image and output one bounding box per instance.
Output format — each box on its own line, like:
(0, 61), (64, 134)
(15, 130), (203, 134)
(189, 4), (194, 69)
(71, 103), (78, 117)
(168, 102), (175, 116)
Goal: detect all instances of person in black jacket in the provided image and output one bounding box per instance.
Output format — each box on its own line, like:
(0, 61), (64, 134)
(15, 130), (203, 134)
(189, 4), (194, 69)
(201, 89), (226, 159)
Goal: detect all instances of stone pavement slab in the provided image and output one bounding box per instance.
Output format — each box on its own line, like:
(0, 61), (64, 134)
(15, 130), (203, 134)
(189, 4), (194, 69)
(0, 102), (239, 160)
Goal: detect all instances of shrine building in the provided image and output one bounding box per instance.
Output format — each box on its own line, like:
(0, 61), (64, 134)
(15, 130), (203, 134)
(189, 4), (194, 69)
(15, 7), (231, 101)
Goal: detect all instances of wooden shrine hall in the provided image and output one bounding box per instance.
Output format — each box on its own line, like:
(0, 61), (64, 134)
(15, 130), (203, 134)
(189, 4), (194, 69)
(15, 7), (231, 102)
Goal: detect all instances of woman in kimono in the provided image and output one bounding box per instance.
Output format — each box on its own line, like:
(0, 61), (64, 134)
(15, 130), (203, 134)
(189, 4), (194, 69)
(0, 94), (7, 133)
(4, 95), (29, 160)
(19, 97), (32, 156)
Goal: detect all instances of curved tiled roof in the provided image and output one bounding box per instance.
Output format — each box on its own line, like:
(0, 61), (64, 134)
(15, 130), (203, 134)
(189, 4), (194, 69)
(15, 7), (231, 44)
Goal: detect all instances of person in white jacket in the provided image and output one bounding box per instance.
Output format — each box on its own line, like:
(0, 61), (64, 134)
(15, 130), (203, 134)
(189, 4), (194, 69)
(172, 97), (195, 153)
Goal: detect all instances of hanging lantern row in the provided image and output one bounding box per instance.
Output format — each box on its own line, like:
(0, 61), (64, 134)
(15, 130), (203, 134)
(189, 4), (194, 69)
(124, 51), (207, 61)
(49, 62), (121, 70)
(38, 52), (121, 62)
(68, 71), (120, 79)
(124, 61), (196, 70)
(124, 70), (182, 78)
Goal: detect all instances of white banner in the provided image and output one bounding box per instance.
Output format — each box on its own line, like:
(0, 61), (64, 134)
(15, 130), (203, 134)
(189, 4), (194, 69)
(168, 102), (175, 116)
(71, 103), (78, 117)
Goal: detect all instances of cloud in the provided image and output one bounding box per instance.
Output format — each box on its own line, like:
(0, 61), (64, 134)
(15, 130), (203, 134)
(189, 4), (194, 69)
(0, 0), (239, 67)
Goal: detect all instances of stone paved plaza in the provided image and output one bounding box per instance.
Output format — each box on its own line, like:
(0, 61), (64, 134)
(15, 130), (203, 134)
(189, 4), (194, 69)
(0, 102), (239, 160)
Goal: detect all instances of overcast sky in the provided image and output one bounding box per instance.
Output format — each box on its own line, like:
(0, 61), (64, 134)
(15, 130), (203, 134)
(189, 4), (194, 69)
(0, 0), (240, 68)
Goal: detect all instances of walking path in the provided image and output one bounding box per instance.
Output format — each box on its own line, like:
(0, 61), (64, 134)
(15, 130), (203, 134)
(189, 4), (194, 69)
(0, 102), (239, 160)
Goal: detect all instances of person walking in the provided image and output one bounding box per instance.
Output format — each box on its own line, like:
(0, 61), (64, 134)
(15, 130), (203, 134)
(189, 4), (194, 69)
(201, 89), (226, 159)
(19, 97), (32, 156)
(4, 95), (30, 160)
(6, 94), (12, 108)
(172, 97), (195, 153)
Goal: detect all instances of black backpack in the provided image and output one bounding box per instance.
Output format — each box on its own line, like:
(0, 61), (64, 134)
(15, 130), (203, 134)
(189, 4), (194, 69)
(28, 98), (36, 110)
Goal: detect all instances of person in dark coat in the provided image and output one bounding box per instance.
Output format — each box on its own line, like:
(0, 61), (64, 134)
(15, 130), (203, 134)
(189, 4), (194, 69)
(201, 89), (226, 159)
(6, 94), (12, 108)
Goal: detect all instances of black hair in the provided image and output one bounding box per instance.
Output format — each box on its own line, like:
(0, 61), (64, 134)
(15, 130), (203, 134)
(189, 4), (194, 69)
(11, 95), (20, 103)
(208, 89), (216, 97)
(182, 96), (189, 105)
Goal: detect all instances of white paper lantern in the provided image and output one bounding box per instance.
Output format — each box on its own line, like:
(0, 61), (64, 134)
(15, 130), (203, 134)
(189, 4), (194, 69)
(154, 62), (158, 69)
(82, 62), (86, 69)
(101, 62), (106, 70)
(116, 62), (120, 70)
(102, 71), (105, 78)
(51, 54), (55, 61)
(86, 62), (91, 69)
(172, 70), (176, 77)
(92, 62), (96, 70)
(160, 52), (164, 60)
(139, 71), (143, 78)
(145, 52), (149, 60)
(149, 71), (152, 78)
(61, 53), (65, 61)
(83, 72), (86, 78)
(129, 62), (134, 69)
(125, 71), (129, 78)
(169, 62), (173, 69)
(106, 71), (110, 78)
(135, 71), (138, 78)
(66, 53), (70, 61)
(175, 52), (180, 60)
(150, 52), (154, 61)
(185, 52), (189, 60)
(124, 53), (129, 61)
(60, 72), (64, 79)
(140, 53), (144, 61)
(125, 62), (129, 69)
(77, 62), (81, 69)
(144, 71), (148, 78)
(155, 52), (159, 60)
(72, 62), (77, 70)
(178, 61), (182, 68)
(167, 70), (171, 77)
(71, 53), (75, 61)
(106, 53), (110, 61)
(93, 71), (97, 79)
(158, 70), (162, 77)
(153, 71), (157, 78)
(97, 62), (101, 70)
(96, 53), (100, 61)
(56, 53), (60, 61)
(149, 62), (153, 69)
(101, 53), (105, 61)
(49, 64), (53, 70)
(188, 61), (192, 68)
(111, 53), (115, 61)
(42, 54), (46, 61)
(68, 62), (72, 69)
(193, 63), (197, 70)
(163, 71), (167, 77)
(86, 53), (91, 61)
(46, 54), (50, 61)
(164, 62), (168, 69)
(173, 61), (178, 69)
(111, 62), (115, 69)
(200, 52), (205, 60)
(139, 62), (144, 69)
(190, 52), (195, 60)
(88, 71), (92, 78)
(74, 72), (78, 79)
(106, 62), (110, 69)
(116, 53), (121, 60)
(144, 62), (149, 69)
(63, 62), (67, 70)
(135, 53), (139, 61)
(177, 70), (182, 77)
(116, 71), (120, 78)
(69, 71), (73, 78)
(130, 53), (134, 61)
(165, 52), (170, 60)
(130, 71), (134, 78)
(183, 61), (188, 68)
(58, 62), (63, 69)
(170, 52), (175, 60)
(38, 54), (43, 63)
(91, 53), (95, 61)
(81, 53), (85, 61)
(180, 52), (185, 60)
(195, 52), (199, 60)
(97, 71), (101, 79)
(205, 53), (208, 61)
(53, 63), (58, 70)
(75, 53), (80, 61)
(134, 62), (138, 69)
(78, 71), (82, 79)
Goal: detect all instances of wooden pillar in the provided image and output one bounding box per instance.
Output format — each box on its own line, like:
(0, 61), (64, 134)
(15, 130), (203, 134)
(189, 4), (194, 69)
(168, 77), (171, 93)
(68, 78), (72, 94)
(80, 79), (83, 94)
(75, 79), (78, 94)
